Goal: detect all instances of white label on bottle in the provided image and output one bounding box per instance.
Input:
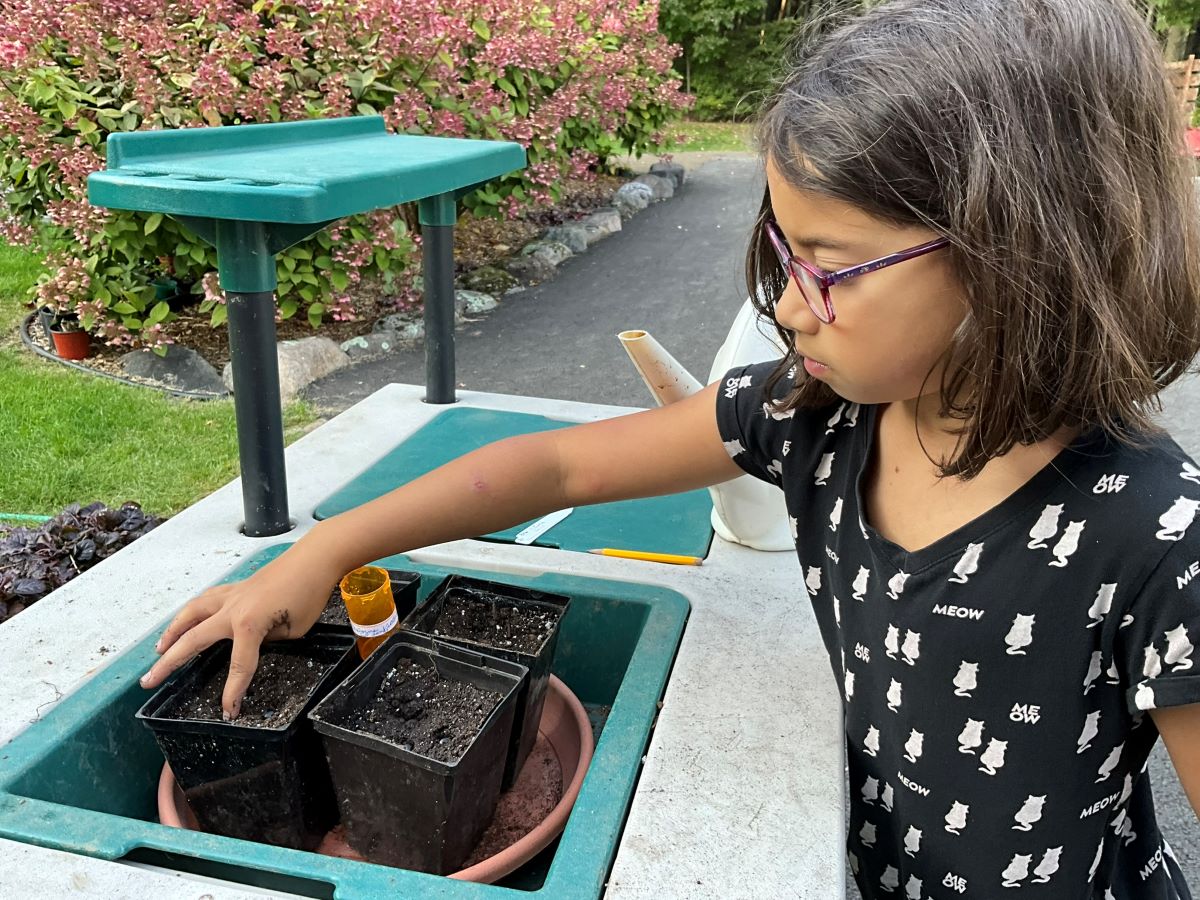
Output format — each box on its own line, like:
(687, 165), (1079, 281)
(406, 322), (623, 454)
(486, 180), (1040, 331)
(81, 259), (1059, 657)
(351, 609), (398, 638)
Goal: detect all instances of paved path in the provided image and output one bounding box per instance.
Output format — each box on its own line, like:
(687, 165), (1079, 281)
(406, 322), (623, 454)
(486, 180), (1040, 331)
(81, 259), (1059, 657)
(305, 153), (1198, 896)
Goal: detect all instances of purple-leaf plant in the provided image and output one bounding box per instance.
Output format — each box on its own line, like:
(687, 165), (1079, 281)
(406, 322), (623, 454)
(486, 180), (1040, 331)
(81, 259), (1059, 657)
(0, 502), (162, 622)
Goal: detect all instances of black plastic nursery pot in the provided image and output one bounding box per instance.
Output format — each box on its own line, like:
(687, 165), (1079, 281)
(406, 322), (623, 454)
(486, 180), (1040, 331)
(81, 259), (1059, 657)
(312, 568), (423, 632)
(135, 631), (359, 851)
(307, 631), (526, 875)
(403, 575), (570, 789)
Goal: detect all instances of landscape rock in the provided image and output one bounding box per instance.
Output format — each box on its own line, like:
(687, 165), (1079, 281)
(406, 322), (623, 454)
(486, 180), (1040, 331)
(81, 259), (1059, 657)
(456, 290), (498, 316)
(649, 161), (686, 191)
(461, 265), (519, 295)
(544, 224), (589, 253)
(374, 314), (426, 344)
(121, 345), (229, 396)
(614, 182), (653, 219)
(374, 313), (410, 333)
(578, 208), (622, 245)
(341, 332), (399, 360)
(632, 173), (674, 200)
(504, 254), (556, 285)
(222, 336), (349, 403)
(520, 239), (573, 268)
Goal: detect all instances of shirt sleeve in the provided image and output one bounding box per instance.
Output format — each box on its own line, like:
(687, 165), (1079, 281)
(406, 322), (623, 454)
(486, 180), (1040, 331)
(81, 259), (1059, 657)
(1117, 535), (1200, 715)
(713, 360), (794, 487)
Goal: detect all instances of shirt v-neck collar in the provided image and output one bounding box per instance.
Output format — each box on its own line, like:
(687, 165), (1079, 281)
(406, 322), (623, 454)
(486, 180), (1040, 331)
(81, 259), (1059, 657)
(853, 404), (1111, 576)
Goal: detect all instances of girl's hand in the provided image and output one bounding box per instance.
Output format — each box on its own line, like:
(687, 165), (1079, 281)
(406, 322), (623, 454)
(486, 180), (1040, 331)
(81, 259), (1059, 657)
(138, 550), (342, 720)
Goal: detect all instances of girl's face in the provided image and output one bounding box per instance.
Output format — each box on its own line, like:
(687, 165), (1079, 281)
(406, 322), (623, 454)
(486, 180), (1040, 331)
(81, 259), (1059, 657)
(765, 157), (968, 407)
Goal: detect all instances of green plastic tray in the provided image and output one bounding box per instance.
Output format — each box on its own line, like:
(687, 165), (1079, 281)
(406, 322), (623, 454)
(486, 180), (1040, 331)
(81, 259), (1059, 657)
(315, 407), (715, 558)
(0, 544), (689, 899)
(88, 116), (525, 225)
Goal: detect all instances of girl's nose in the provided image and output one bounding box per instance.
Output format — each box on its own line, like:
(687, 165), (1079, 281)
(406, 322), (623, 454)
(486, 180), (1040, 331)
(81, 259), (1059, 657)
(776, 280), (823, 336)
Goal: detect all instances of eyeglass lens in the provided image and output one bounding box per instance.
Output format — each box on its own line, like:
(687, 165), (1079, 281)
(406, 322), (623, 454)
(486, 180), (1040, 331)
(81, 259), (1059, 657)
(767, 223), (832, 323)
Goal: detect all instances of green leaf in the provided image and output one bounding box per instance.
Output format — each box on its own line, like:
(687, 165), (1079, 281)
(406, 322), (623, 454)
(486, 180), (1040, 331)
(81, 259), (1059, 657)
(148, 301), (171, 324)
(307, 302), (326, 328)
(356, 102), (377, 116)
(472, 19), (491, 40)
(331, 270), (349, 291)
(113, 301), (137, 314)
(211, 304), (228, 327)
(145, 213), (163, 235)
(279, 298), (299, 319)
(497, 77), (517, 97)
(315, 255), (332, 268)
(57, 99), (78, 120)
(189, 244), (207, 263)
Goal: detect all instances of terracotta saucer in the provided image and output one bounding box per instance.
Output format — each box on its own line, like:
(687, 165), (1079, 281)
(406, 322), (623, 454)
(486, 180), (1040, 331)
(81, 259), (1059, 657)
(158, 675), (594, 883)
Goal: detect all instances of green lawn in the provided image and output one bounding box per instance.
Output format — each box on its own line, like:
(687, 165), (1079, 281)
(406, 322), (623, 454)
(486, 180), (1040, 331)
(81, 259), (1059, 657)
(0, 240), (317, 518)
(667, 120), (754, 153)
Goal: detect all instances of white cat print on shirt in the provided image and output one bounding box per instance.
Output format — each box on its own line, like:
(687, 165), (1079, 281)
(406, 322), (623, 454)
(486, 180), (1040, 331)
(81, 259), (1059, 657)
(1027, 504), (1063, 549)
(814, 452), (834, 485)
(1049, 521), (1085, 567)
(1156, 496), (1199, 541)
(949, 542), (983, 583)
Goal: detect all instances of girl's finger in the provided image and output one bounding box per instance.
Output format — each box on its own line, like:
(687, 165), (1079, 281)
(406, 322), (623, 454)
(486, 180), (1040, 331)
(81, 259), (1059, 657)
(155, 588), (227, 654)
(221, 632), (264, 722)
(140, 614), (228, 690)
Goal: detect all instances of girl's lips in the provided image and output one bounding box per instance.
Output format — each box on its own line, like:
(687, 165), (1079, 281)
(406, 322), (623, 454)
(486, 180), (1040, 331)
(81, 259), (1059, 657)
(803, 357), (830, 377)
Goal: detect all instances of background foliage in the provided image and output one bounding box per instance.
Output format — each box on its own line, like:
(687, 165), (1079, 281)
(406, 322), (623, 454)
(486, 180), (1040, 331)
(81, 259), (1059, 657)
(0, 0), (687, 347)
(663, 0), (1200, 122)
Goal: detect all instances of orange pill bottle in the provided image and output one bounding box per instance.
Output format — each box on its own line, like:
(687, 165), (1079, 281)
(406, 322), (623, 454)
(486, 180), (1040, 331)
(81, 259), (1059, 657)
(338, 566), (400, 659)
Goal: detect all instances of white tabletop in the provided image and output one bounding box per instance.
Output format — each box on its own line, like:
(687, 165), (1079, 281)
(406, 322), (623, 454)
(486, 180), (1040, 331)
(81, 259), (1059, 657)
(0, 385), (844, 899)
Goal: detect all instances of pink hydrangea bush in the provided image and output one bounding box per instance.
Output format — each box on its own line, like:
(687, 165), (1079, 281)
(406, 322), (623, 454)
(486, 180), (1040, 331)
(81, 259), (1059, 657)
(0, 0), (688, 346)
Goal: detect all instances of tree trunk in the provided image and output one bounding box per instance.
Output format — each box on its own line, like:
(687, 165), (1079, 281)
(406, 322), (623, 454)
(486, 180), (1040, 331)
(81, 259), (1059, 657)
(1167, 25), (1191, 61)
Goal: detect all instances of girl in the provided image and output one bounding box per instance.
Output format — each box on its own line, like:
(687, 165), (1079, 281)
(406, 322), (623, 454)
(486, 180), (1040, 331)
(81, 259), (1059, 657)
(142, 0), (1200, 896)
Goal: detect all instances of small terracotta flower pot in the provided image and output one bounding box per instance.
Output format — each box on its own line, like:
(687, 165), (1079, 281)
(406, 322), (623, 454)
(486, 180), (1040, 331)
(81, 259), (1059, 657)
(50, 328), (91, 360)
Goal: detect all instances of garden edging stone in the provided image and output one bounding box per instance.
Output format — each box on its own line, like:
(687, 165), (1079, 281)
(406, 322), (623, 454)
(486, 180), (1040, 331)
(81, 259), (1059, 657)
(121, 346), (229, 397)
(221, 336), (349, 403)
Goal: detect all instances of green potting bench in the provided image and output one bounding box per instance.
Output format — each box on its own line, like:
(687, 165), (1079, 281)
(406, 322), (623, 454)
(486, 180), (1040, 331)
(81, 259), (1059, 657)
(87, 116), (525, 537)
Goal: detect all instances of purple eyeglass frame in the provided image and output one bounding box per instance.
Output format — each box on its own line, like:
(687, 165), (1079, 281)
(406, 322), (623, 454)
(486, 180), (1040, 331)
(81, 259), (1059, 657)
(765, 220), (950, 324)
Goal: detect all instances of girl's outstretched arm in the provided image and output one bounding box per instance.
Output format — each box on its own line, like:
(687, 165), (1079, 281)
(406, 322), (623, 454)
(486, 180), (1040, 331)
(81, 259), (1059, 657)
(1151, 705), (1200, 819)
(140, 382), (743, 718)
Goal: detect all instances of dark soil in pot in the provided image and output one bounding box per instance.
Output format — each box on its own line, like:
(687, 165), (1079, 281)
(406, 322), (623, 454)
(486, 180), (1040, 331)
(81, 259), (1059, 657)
(404, 576), (570, 788)
(158, 648), (333, 727)
(342, 656), (503, 762)
(307, 633), (526, 874)
(426, 594), (559, 654)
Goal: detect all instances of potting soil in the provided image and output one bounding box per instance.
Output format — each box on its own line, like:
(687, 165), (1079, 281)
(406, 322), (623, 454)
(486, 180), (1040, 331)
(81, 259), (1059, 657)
(429, 589), (557, 655)
(317, 586), (351, 627)
(341, 657), (504, 763)
(159, 649), (334, 728)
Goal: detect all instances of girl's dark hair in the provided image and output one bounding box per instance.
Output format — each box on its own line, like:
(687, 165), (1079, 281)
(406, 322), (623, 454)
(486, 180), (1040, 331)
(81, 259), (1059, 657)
(749, 0), (1200, 478)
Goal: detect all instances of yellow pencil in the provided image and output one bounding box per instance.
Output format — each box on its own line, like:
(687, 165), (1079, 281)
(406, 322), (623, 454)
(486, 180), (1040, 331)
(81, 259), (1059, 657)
(588, 548), (704, 566)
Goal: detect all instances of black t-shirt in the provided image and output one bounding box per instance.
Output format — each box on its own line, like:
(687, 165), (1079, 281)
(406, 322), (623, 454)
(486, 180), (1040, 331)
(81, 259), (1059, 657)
(715, 361), (1197, 900)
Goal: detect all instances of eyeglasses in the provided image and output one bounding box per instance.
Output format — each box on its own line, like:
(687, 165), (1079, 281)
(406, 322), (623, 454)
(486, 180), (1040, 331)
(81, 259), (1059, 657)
(764, 220), (950, 324)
